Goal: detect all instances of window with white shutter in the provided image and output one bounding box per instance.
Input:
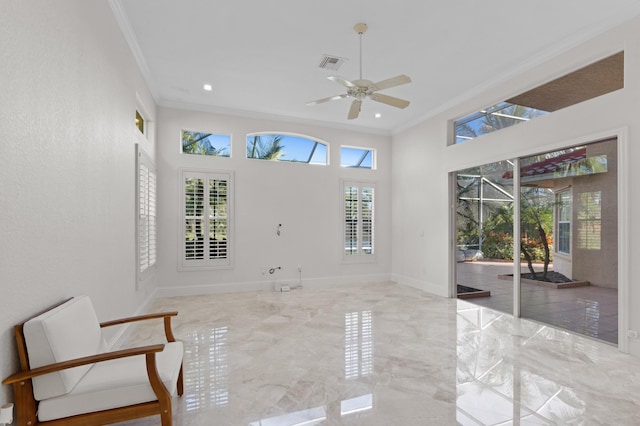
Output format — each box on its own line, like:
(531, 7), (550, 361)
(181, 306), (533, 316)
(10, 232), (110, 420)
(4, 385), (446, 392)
(181, 169), (233, 270)
(137, 146), (156, 282)
(342, 181), (375, 260)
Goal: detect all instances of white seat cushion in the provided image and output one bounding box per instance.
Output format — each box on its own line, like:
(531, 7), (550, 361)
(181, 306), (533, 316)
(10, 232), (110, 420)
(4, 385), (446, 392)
(37, 341), (183, 422)
(23, 296), (107, 400)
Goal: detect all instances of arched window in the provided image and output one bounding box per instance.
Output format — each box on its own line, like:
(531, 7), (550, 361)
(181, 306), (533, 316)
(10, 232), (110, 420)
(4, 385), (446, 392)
(246, 133), (327, 165)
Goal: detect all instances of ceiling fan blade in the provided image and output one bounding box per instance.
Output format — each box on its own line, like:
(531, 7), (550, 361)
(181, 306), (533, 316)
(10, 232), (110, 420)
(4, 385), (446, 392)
(348, 100), (362, 120)
(306, 94), (348, 106)
(370, 93), (410, 109)
(372, 74), (412, 91)
(328, 75), (356, 88)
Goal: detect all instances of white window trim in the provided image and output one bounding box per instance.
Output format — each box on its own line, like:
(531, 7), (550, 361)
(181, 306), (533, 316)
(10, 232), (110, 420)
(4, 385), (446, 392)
(340, 145), (377, 170)
(136, 145), (157, 284)
(556, 188), (572, 255)
(341, 180), (376, 263)
(246, 131), (330, 165)
(135, 92), (153, 141)
(180, 129), (232, 157)
(179, 168), (234, 271)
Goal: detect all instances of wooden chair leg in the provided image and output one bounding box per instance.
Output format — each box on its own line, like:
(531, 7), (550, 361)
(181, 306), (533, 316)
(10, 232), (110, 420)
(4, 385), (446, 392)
(13, 381), (37, 426)
(160, 403), (172, 426)
(146, 354), (174, 426)
(177, 365), (184, 396)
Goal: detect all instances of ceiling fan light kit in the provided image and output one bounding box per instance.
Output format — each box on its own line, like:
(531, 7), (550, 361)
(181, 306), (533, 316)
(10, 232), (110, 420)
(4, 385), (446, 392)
(307, 22), (412, 120)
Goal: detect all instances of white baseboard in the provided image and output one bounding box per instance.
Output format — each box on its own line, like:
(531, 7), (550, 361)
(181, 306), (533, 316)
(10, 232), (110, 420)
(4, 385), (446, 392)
(390, 273), (448, 297)
(155, 273), (392, 297)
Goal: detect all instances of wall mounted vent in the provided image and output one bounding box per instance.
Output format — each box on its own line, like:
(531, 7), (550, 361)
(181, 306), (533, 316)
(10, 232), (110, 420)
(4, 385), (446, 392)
(318, 55), (347, 71)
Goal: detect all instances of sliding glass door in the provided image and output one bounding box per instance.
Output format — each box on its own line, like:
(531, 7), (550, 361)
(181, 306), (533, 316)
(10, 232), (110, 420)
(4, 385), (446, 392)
(454, 139), (618, 344)
(519, 139), (618, 344)
(455, 160), (515, 315)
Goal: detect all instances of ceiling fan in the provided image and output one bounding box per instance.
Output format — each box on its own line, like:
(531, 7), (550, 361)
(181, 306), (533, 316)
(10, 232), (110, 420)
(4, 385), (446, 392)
(307, 23), (412, 120)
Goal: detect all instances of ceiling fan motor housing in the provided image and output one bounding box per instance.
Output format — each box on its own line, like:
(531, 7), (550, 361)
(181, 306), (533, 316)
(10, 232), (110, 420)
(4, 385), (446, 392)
(354, 23), (368, 34)
(348, 80), (376, 100)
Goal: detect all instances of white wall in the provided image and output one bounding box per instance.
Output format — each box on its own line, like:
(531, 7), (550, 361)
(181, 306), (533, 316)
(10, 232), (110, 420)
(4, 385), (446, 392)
(391, 15), (640, 355)
(156, 107), (392, 294)
(0, 0), (157, 402)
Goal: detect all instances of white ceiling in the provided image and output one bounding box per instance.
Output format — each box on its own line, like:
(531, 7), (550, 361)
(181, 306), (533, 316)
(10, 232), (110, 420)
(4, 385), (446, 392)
(112, 0), (640, 134)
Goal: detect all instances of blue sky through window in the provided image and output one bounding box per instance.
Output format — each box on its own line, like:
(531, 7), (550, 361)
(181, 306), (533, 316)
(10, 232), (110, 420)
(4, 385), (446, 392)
(341, 147), (373, 169)
(454, 102), (548, 144)
(182, 130), (231, 156)
(246, 134), (327, 164)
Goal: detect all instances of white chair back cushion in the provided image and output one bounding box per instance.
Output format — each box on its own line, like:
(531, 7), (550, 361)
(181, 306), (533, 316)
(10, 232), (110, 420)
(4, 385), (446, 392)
(23, 296), (107, 400)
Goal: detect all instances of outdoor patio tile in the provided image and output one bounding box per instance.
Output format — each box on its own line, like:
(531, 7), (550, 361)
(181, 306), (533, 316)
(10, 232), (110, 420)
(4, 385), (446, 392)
(458, 261), (618, 345)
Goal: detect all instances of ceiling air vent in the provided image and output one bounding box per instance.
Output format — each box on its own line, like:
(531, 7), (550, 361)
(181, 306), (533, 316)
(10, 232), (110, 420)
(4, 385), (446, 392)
(318, 55), (347, 71)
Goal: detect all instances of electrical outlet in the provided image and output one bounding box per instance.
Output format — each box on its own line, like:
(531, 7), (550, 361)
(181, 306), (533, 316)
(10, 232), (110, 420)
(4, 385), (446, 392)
(628, 330), (638, 339)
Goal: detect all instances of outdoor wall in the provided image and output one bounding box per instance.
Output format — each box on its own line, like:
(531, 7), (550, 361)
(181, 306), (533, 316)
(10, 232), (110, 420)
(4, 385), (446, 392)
(553, 139), (618, 288)
(156, 107), (392, 295)
(391, 15), (640, 355)
(0, 0), (157, 403)
(571, 140), (618, 289)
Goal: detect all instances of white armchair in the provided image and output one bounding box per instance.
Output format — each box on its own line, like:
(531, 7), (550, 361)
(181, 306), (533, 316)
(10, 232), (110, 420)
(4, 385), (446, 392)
(3, 296), (184, 426)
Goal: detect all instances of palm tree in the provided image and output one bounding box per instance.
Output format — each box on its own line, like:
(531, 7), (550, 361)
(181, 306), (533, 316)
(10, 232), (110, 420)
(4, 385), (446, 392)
(182, 131), (227, 156)
(247, 135), (285, 160)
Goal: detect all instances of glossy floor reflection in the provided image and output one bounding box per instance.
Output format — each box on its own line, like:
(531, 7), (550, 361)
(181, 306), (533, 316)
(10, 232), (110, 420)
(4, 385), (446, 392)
(457, 261), (618, 344)
(114, 282), (640, 425)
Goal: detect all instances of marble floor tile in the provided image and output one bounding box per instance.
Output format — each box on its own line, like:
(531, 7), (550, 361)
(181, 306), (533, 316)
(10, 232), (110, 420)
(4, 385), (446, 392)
(114, 282), (639, 426)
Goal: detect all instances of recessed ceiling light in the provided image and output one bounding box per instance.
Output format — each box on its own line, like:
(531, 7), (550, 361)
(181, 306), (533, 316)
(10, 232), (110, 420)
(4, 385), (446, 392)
(203, 84), (213, 91)
(374, 113), (382, 118)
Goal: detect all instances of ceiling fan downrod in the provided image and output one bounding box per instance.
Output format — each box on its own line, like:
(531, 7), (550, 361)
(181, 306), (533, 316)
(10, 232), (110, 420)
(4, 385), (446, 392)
(354, 23), (367, 81)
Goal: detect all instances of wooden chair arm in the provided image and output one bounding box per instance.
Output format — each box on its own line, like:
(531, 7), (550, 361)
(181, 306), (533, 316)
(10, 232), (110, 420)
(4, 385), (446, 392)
(100, 312), (178, 342)
(2, 344), (165, 385)
(100, 312), (178, 327)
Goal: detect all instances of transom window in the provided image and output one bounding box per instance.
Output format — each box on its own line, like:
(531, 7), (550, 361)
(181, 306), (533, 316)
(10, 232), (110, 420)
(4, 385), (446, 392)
(246, 133), (327, 165)
(455, 102), (548, 143)
(182, 130), (231, 157)
(341, 147), (375, 169)
(453, 52), (623, 144)
(135, 110), (145, 134)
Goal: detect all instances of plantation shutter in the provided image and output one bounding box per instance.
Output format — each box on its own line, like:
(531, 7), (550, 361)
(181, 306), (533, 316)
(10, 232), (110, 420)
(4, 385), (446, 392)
(344, 186), (359, 255)
(137, 146), (157, 280)
(182, 170), (233, 269)
(209, 178), (228, 259)
(184, 175), (205, 261)
(343, 181), (375, 258)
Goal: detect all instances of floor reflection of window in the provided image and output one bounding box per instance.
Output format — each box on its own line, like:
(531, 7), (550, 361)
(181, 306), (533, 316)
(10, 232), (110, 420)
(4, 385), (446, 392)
(341, 394), (373, 416)
(345, 311), (373, 379)
(184, 326), (229, 411)
(577, 298), (600, 338)
(249, 406), (326, 426)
